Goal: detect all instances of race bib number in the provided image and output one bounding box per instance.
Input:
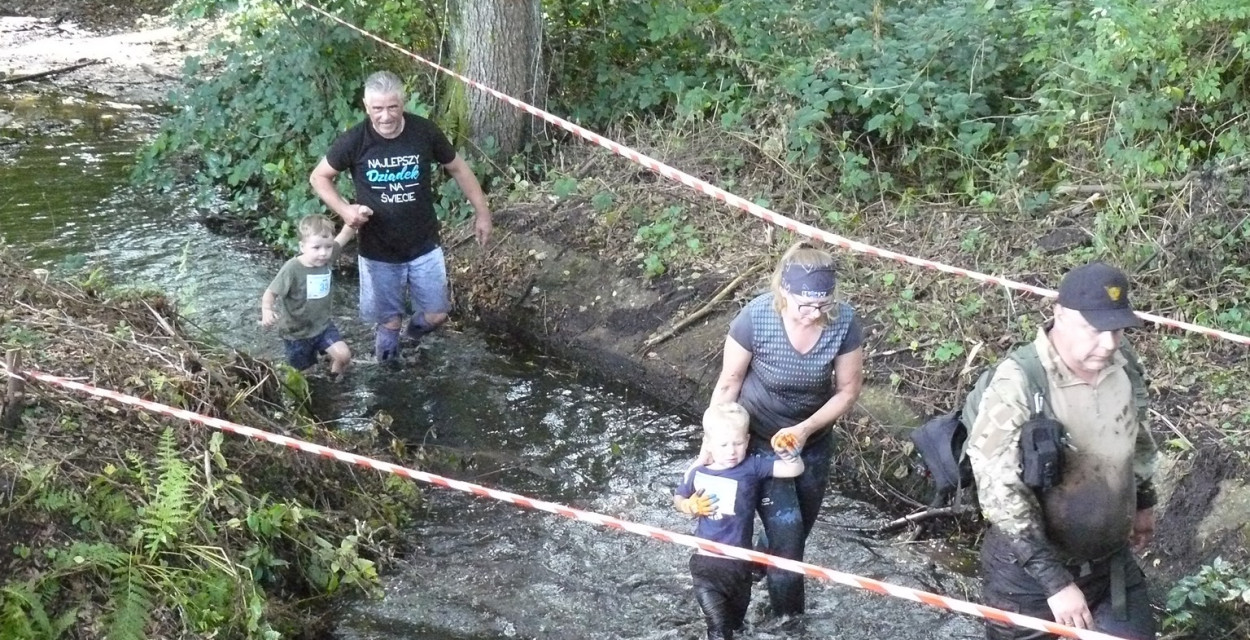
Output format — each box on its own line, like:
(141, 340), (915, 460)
(306, 273), (331, 300)
(693, 472), (739, 519)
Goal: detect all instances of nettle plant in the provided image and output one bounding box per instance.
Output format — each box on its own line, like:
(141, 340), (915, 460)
(1165, 557), (1250, 636)
(546, 0), (1250, 203)
(633, 205), (702, 278)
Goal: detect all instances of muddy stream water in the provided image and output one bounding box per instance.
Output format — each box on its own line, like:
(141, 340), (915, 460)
(0, 91), (981, 640)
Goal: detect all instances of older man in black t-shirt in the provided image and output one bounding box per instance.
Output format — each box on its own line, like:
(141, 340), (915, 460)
(310, 70), (492, 361)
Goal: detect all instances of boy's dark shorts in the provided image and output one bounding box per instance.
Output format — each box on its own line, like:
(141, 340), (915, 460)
(283, 322), (343, 370)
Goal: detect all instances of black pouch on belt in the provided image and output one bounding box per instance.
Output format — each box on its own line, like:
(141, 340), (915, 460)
(1019, 416), (1066, 491)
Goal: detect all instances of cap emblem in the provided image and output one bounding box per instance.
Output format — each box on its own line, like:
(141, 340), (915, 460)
(1105, 286), (1122, 302)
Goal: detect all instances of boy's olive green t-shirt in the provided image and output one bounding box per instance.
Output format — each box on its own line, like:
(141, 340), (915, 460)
(267, 244), (341, 340)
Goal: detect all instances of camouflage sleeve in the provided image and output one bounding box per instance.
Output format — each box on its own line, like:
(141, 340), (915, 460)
(966, 361), (1073, 595)
(1133, 406), (1159, 509)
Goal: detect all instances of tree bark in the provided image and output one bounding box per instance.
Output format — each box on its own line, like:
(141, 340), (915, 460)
(447, 0), (544, 158)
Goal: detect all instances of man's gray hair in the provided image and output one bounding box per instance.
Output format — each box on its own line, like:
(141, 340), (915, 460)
(364, 71), (405, 100)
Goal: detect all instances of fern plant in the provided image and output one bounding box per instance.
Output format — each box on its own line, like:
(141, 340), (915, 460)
(3, 387), (403, 638)
(55, 541), (131, 572)
(107, 565), (152, 640)
(0, 583), (75, 640)
(138, 428), (197, 558)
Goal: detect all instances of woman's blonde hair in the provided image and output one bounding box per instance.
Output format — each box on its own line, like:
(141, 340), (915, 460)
(769, 241), (840, 320)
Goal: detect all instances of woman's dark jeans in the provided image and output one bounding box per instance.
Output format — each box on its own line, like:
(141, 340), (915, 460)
(751, 434), (833, 617)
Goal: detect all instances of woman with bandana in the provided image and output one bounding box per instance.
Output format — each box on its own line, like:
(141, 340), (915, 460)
(708, 241), (865, 618)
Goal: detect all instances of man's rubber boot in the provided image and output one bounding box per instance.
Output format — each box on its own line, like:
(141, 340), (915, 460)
(375, 326), (400, 362)
(405, 314), (435, 342)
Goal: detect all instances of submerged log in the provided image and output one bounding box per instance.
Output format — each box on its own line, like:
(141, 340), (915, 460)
(1, 60), (100, 85)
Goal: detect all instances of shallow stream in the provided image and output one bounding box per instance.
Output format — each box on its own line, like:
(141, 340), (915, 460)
(0, 88), (981, 640)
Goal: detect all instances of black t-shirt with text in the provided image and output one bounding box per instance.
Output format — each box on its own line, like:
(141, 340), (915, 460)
(326, 113), (456, 263)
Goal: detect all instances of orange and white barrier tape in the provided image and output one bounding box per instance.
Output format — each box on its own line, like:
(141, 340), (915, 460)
(13, 367), (1127, 640)
(297, 0), (1250, 347)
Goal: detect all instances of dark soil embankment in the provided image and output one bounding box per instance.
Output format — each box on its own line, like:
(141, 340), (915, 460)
(449, 124), (1250, 597)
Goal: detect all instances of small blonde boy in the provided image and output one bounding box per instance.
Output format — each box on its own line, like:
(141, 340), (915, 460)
(673, 402), (803, 640)
(261, 215), (356, 376)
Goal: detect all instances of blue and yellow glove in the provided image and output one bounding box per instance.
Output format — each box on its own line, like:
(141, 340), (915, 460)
(677, 489), (717, 517)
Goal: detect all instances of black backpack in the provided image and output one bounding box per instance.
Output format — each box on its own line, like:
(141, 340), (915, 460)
(910, 342), (1148, 507)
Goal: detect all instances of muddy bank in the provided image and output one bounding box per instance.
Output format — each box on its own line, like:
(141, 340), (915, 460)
(0, 0), (170, 33)
(453, 203), (723, 413)
(0, 253), (423, 638)
(449, 196), (1250, 592)
(0, 13), (206, 181)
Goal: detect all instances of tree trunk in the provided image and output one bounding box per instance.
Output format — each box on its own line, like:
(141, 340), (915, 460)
(446, 0), (544, 159)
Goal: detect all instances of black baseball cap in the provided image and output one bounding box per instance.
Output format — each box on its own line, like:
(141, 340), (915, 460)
(1056, 262), (1141, 331)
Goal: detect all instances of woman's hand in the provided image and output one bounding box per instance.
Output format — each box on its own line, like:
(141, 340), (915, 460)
(770, 426), (807, 459)
(695, 445), (713, 467)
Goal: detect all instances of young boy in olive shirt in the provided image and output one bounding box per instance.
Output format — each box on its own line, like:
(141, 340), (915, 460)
(260, 214), (356, 376)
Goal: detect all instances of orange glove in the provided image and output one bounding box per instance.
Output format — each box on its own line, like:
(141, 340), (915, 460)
(677, 490), (717, 517)
(771, 432), (799, 457)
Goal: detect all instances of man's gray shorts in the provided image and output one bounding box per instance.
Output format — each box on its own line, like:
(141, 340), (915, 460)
(358, 248), (450, 325)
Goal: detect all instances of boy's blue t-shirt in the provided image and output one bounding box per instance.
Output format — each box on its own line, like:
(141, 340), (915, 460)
(675, 455), (774, 548)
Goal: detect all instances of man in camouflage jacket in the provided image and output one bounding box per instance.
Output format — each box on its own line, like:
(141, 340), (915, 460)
(966, 262), (1158, 640)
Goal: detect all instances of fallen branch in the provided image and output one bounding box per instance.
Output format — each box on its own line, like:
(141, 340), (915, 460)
(958, 340), (985, 379)
(1, 60), (102, 85)
(877, 503), (976, 534)
(642, 262), (767, 349)
(1053, 180), (1189, 195)
(865, 340), (936, 360)
(144, 300), (178, 338)
(1150, 407), (1194, 452)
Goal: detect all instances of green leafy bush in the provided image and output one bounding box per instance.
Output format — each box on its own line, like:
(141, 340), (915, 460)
(633, 205), (702, 278)
(1165, 557), (1250, 637)
(0, 428), (394, 640)
(136, 0), (442, 247)
(545, 0), (1250, 201)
